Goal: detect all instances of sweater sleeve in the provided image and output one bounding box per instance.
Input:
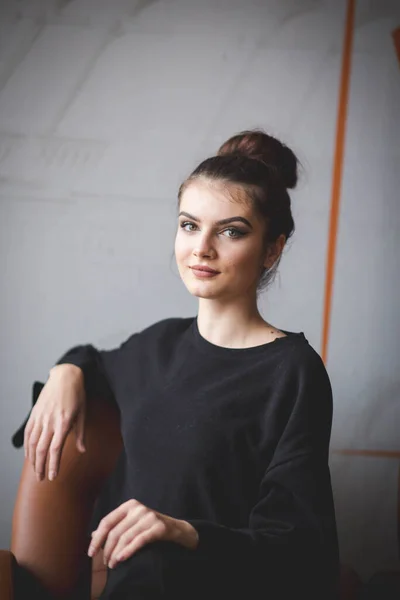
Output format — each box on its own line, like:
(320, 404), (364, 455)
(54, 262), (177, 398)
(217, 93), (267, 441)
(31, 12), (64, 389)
(55, 334), (138, 403)
(184, 351), (340, 597)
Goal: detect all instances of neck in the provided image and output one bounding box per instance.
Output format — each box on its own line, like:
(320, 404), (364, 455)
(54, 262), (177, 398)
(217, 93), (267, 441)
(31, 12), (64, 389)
(196, 296), (267, 348)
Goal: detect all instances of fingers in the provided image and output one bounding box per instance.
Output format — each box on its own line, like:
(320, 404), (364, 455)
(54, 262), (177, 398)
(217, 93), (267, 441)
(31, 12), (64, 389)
(34, 424), (53, 481)
(24, 416), (35, 459)
(110, 520), (166, 568)
(25, 413), (77, 481)
(89, 501), (169, 570)
(22, 371), (86, 482)
(89, 505), (129, 558)
(26, 420), (42, 469)
(102, 516), (134, 565)
(47, 421), (70, 481)
(102, 509), (151, 565)
(74, 408), (86, 453)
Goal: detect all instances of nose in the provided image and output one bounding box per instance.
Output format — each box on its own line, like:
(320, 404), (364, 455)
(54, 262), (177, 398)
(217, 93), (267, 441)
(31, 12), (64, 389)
(193, 233), (215, 258)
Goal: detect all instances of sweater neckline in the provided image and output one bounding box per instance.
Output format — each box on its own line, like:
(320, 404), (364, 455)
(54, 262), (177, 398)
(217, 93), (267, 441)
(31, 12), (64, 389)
(190, 316), (306, 358)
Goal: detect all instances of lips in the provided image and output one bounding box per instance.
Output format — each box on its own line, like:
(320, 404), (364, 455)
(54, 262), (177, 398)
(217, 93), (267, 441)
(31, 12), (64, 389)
(190, 265), (220, 274)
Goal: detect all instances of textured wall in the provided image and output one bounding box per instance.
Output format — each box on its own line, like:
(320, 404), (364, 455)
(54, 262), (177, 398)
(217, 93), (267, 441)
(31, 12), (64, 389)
(0, 0), (399, 581)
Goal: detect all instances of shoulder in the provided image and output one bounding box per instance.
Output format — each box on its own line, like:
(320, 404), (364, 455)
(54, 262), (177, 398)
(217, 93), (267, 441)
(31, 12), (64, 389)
(279, 331), (329, 380)
(265, 337), (334, 467)
(277, 333), (333, 413)
(119, 317), (194, 344)
(111, 318), (194, 366)
(138, 316), (194, 341)
(131, 317), (194, 354)
(111, 317), (193, 355)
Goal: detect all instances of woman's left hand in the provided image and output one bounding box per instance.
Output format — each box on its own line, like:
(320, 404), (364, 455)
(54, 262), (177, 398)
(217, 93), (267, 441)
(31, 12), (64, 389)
(88, 499), (199, 569)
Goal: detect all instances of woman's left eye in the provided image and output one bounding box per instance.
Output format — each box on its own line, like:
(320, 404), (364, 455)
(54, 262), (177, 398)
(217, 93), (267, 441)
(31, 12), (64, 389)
(222, 228), (245, 239)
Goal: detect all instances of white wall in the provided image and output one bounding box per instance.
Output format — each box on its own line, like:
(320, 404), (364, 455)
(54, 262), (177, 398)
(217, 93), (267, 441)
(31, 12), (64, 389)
(1, 0), (399, 581)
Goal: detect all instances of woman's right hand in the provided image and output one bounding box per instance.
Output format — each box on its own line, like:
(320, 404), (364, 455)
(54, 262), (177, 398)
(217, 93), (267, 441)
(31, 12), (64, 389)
(24, 363), (87, 482)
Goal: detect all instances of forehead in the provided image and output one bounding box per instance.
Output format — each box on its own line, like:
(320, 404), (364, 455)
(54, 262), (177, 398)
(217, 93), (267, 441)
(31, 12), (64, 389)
(180, 180), (254, 220)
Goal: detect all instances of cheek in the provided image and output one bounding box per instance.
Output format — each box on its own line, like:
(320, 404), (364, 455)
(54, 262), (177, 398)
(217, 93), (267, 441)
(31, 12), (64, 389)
(227, 245), (262, 274)
(174, 232), (189, 262)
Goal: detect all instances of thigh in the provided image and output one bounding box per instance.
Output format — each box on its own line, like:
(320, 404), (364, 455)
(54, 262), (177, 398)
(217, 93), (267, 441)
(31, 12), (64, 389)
(99, 547), (164, 600)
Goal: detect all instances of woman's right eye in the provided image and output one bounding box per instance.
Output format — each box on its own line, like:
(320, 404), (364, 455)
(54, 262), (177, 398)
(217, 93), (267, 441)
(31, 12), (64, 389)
(180, 221), (197, 232)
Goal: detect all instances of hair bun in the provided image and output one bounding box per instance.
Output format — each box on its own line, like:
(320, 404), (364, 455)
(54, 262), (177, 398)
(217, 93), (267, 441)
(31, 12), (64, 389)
(217, 129), (298, 189)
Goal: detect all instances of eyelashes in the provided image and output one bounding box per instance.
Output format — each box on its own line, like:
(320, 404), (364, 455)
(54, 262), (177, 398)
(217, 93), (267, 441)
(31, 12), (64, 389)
(179, 221), (246, 239)
(180, 221), (194, 231)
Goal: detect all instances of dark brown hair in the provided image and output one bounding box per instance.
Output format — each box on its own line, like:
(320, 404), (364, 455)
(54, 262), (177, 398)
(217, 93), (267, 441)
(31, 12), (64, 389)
(178, 128), (299, 291)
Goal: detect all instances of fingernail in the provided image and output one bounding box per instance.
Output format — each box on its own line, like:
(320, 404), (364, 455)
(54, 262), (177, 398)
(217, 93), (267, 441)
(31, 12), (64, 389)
(49, 471), (55, 481)
(88, 547), (93, 557)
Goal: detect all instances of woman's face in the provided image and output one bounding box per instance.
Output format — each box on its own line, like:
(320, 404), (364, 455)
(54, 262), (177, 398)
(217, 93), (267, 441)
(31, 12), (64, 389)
(175, 179), (275, 301)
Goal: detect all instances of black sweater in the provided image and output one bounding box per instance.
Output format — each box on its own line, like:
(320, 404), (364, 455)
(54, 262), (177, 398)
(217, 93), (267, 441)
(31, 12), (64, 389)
(57, 316), (340, 599)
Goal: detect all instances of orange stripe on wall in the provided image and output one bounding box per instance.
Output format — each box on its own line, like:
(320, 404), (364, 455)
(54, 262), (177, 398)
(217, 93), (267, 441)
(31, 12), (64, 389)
(393, 27), (400, 67)
(321, 0), (356, 364)
(332, 448), (400, 459)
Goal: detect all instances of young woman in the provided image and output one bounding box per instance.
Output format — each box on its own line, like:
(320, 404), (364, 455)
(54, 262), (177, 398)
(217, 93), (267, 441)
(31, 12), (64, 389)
(24, 129), (340, 599)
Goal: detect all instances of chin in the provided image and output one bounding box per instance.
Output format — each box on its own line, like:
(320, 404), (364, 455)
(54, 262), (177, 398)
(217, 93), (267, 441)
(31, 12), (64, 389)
(186, 285), (217, 299)
(187, 281), (234, 301)
(182, 278), (221, 299)
(190, 290), (221, 299)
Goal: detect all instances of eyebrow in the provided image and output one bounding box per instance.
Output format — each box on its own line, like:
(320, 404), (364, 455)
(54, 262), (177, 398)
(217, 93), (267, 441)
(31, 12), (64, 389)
(178, 211), (253, 229)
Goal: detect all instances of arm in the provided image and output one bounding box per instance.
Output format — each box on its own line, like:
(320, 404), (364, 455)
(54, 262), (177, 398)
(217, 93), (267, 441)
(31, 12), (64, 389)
(54, 344), (116, 403)
(182, 352), (340, 598)
(54, 333), (139, 403)
(23, 333), (137, 482)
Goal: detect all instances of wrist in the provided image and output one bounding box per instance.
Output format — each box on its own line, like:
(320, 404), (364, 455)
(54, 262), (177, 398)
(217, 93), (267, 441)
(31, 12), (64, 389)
(49, 363), (84, 385)
(174, 519), (199, 550)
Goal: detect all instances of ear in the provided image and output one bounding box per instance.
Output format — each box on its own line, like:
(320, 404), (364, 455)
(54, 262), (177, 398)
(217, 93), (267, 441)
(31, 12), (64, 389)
(263, 234), (286, 270)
